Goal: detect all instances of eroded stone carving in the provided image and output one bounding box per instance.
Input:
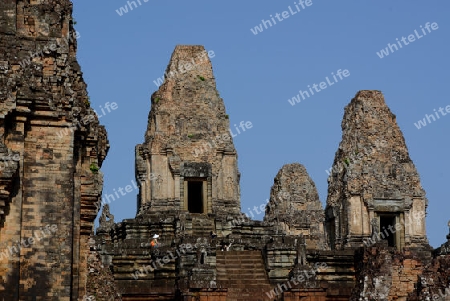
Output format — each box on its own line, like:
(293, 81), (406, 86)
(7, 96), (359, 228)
(98, 204), (115, 233)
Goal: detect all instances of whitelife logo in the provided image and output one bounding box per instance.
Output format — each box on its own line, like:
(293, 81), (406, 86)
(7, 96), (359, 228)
(250, 0), (313, 35)
(414, 104), (450, 130)
(376, 22), (439, 59)
(288, 69), (350, 106)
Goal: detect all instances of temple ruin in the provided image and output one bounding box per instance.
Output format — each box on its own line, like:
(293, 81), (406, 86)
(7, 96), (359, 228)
(0, 1), (449, 301)
(0, 1), (108, 300)
(92, 47), (447, 301)
(135, 45), (241, 218)
(325, 90), (429, 251)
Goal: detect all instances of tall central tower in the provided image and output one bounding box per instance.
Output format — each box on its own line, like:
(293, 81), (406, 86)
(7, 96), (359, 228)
(135, 45), (241, 216)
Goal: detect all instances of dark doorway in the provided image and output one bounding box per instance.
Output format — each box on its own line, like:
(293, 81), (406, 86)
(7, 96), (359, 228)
(328, 218), (336, 249)
(188, 181), (203, 213)
(380, 215), (396, 247)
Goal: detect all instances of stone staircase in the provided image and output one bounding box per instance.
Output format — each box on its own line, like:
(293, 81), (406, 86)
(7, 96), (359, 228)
(216, 250), (275, 301)
(191, 215), (215, 237)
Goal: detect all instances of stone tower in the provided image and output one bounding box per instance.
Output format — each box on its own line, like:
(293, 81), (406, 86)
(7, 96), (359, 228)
(0, 1), (108, 300)
(325, 90), (428, 250)
(135, 45), (241, 216)
(264, 163), (326, 250)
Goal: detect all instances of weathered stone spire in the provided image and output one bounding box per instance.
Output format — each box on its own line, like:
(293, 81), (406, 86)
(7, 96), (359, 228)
(264, 163), (326, 250)
(163, 45), (215, 86)
(326, 90), (428, 249)
(136, 45), (241, 216)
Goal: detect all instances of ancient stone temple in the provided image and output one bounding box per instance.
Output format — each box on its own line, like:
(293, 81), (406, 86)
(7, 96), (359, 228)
(2, 2), (450, 300)
(92, 46), (336, 300)
(90, 46), (450, 301)
(135, 45), (241, 217)
(0, 1), (108, 300)
(325, 90), (428, 251)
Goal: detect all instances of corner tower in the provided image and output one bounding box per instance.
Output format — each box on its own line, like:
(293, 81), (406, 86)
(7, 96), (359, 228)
(135, 45), (241, 216)
(326, 90), (428, 250)
(264, 163), (326, 250)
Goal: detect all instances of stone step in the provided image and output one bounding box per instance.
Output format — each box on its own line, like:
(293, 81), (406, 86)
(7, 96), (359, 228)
(225, 287), (275, 301)
(226, 287), (273, 291)
(217, 255), (266, 259)
(226, 293), (274, 299)
(217, 260), (264, 264)
(221, 286), (273, 293)
(219, 251), (262, 255)
(216, 271), (266, 277)
(216, 260), (265, 264)
(217, 278), (269, 283)
(216, 272), (267, 277)
(216, 250), (273, 299)
(217, 256), (266, 260)
(217, 268), (266, 272)
(217, 271), (267, 275)
(216, 272), (268, 277)
(217, 279), (270, 282)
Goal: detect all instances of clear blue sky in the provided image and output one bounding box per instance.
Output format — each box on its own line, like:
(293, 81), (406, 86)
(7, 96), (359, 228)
(72, 1), (450, 248)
